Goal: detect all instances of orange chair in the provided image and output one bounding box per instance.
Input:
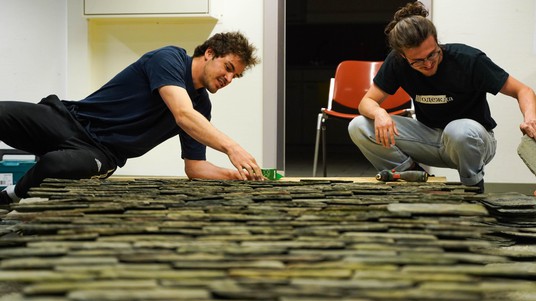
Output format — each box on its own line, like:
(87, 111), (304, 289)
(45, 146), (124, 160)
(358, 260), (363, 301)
(313, 60), (413, 177)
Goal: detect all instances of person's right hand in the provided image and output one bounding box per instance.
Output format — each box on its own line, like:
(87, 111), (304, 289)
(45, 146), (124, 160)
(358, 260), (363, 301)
(227, 144), (264, 181)
(374, 110), (399, 148)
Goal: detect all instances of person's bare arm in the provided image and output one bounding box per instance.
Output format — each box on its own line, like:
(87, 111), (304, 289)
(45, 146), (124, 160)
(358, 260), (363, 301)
(184, 159), (250, 180)
(499, 75), (536, 138)
(159, 85), (263, 180)
(358, 83), (398, 148)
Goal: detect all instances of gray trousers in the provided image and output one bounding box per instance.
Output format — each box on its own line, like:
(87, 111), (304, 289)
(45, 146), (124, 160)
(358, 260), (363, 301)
(348, 115), (496, 186)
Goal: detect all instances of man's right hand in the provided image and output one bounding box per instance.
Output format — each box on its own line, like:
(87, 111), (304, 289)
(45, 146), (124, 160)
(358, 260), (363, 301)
(226, 144), (264, 181)
(374, 110), (399, 148)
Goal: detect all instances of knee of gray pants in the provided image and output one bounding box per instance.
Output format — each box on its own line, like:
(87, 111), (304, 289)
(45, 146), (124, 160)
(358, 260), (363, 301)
(442, 119), (495, 162)
(442, 119), (496, 185)
(348, 116), (373, 144)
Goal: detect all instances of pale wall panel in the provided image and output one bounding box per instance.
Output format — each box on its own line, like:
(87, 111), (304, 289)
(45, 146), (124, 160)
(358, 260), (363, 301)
(0, 0), (67, 100)
(430, 0), (536, 184)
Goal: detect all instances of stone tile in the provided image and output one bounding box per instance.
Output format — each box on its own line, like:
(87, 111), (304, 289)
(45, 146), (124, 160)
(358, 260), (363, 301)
(66, 288), (210, 301)
(0, 177), (535, 300)
(387, 203), (488, 216)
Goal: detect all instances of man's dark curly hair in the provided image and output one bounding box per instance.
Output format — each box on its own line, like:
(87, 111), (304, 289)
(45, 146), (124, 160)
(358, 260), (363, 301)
(193, 31), (260, 71)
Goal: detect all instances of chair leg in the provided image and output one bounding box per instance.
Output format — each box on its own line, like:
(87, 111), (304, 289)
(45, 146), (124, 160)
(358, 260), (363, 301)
(321, 123), (327, 177)
(313, 113), (323, 177)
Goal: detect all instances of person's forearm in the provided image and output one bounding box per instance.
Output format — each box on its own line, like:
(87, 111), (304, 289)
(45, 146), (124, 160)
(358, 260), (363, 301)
(159, 85), (239, 156)
(176, 108), (262, 180)
(160, 85), (263, 180)
(358, 97), (387, 119)
(184, 159), (241, 180)
(518, 87), (536, 122)
(174, 108), (239, 155)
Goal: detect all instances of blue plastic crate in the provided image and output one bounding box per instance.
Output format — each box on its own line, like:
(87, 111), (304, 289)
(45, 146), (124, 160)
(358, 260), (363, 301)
(0, 160), (36, 189)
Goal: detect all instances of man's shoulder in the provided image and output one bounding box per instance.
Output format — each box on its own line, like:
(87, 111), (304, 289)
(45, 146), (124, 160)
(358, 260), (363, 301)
(144, 46), (188, 58)
(444, 43), (484, 57)
(138, 46), (192, 73)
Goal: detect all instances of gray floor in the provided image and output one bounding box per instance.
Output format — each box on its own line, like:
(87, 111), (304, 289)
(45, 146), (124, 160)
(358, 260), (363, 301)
(284, 144), (536, 195)
(284, 145), (377, 178)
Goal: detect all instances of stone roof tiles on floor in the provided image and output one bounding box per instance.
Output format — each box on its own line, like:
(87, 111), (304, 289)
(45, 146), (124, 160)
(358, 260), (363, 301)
(0, 178), (535, 300)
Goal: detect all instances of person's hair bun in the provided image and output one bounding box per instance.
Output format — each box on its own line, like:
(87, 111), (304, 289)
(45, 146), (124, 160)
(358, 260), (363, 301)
(385, 1), (429, 35)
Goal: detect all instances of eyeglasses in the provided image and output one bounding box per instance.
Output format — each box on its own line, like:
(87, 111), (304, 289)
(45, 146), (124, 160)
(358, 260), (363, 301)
(407, 48), (442, 67)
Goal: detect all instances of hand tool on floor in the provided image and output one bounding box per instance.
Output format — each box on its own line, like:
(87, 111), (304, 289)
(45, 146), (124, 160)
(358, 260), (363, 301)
(376, 169), (429, 182)
(517, 134), (536, 176)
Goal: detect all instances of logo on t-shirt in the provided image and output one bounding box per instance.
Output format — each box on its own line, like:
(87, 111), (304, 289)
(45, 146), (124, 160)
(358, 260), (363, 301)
(415, 95), (453, 104)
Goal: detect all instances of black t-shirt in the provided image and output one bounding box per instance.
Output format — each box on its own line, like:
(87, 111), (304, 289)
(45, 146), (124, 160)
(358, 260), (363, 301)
(374, 43), (509, 130)
(62, 46), (211, 166)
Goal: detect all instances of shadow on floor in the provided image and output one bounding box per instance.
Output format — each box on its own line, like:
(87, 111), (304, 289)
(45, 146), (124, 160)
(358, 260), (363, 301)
(284, 144), (536, 196)
(284, 145), (376, 178)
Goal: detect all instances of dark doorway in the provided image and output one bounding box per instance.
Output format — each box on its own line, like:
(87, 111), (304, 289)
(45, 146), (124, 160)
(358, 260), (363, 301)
(284, 0), (411, 177)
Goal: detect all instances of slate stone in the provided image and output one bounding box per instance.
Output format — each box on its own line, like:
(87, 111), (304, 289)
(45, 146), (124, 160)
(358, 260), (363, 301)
(66, 288), (210, 301)
(387, 203), (488, 216)
(2, 177), (536, 300)
(23, 279), (158, 295)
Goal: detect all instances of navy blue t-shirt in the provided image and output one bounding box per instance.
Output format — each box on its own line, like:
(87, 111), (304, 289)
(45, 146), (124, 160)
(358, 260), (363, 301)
(62, 46), (211, 167)
(374, 43), (509, 130)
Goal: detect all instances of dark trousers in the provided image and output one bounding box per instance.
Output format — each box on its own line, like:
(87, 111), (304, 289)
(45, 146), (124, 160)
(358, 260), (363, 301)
(0, 96), (117, 198)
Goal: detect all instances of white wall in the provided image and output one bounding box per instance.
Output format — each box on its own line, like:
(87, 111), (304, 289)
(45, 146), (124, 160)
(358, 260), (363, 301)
(429, 0), (536, 184)
(0, 0), (67, 100)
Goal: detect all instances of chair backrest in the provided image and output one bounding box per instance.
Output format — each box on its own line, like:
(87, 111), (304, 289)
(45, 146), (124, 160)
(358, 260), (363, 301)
(331, 60), (411, 111)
